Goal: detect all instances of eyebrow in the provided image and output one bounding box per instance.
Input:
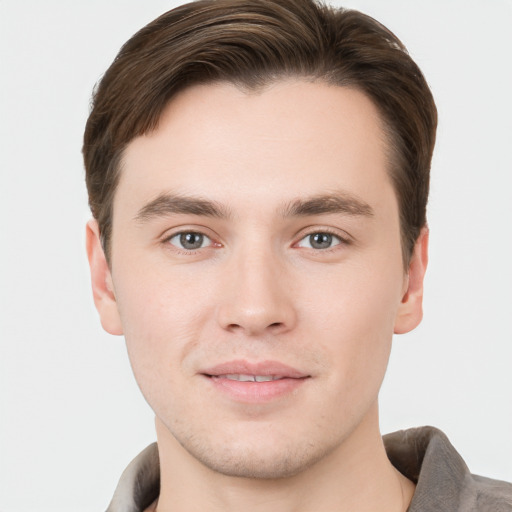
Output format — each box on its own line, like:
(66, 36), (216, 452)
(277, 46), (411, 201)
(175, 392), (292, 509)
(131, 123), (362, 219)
(134, 193), (231, 222)
(280, 192), (374, 218)
(134, 191), (374, 223)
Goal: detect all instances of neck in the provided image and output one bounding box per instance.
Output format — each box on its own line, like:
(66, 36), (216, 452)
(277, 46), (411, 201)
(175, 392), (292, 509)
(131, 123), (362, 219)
(152, 405), (414, 512)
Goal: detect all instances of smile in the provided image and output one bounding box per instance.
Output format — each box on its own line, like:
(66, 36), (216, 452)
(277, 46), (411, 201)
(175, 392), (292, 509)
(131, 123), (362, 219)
(213, 374), (286, 382)
(201, 360), (310, 403)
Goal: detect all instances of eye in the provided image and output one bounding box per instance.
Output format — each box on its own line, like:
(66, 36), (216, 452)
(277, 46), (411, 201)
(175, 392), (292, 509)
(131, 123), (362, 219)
(168, 231), (212, 251)
(296, 232), (342, 250)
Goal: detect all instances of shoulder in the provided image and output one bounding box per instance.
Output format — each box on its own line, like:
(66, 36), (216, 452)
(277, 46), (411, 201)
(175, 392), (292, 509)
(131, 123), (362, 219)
(383, 426), (512, 512)
(106, 443), (160, 512)
(465, 474), (512, 512)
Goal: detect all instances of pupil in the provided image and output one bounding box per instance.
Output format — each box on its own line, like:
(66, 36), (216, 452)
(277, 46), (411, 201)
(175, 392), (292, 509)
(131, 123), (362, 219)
(311, 233), (332, 249)
(180, 232), (203, 249)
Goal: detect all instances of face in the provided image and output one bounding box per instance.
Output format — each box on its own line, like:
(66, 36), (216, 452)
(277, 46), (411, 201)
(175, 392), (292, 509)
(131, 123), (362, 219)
(88, 80), (427, 479)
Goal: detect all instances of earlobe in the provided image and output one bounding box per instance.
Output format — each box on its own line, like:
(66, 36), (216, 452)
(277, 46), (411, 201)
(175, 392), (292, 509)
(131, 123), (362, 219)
(86, 219), (123, 335)
(394, 227), (429, 335)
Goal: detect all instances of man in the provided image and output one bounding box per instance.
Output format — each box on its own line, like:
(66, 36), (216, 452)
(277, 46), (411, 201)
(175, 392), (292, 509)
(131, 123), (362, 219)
(83, 0), (512, 510)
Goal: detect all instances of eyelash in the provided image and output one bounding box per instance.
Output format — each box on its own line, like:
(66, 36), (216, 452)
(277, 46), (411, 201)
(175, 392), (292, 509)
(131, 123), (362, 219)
(162, 228), (351, 255)
(164, 230), (218, 254)
(294, 228), (351, 251)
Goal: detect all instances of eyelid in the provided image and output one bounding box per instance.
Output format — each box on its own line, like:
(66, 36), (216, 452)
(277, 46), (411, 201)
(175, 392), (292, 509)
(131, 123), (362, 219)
(158, 224), (352, 253)
(168, 231), (212, 249)
(296, 233), (341, 249)
(160, 226), (222, 253)
(293, 226), (353, 247)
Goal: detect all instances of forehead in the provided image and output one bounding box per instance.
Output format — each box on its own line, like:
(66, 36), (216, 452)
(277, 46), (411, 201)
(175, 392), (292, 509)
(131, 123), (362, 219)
(117, 80), (395, 216)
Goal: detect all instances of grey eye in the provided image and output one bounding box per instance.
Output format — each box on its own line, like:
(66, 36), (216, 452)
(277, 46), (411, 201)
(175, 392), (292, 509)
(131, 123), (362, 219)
(169, 232), (211, 250)
(297, 232), (341, 250)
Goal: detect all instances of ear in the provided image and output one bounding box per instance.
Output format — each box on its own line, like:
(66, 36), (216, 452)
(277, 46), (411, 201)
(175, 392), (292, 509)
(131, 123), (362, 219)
(394, 227), (429, 335)
(86, 219), (123, 335)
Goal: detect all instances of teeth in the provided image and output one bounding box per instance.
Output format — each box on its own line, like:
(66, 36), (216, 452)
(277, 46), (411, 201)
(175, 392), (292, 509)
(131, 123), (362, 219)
(222, 374), (281, 382)
(227, 374), (255, 382)
(254, 375), (274, 382)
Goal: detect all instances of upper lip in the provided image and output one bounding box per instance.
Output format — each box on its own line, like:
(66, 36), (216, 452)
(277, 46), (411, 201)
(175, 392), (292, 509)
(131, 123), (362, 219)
(201, 360), (309, 379)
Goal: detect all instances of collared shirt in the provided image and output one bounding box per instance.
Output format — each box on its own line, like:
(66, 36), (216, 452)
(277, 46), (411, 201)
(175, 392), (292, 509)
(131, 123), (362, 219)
(105, 426), (512, 511)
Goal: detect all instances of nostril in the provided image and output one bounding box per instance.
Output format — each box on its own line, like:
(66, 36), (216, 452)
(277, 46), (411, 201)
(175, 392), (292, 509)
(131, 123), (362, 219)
(226, 321), (283, 333)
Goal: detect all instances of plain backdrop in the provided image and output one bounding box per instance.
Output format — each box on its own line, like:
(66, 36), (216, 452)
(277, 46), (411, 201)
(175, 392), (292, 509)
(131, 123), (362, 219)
(1, 1), (511, 510)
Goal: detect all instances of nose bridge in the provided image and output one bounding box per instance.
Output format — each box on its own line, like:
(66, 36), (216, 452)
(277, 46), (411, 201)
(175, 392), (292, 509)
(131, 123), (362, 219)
(216, 241), (296, 335)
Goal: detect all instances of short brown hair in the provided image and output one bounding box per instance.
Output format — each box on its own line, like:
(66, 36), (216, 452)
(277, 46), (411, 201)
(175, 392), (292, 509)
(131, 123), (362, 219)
(83, 0), (437, 264)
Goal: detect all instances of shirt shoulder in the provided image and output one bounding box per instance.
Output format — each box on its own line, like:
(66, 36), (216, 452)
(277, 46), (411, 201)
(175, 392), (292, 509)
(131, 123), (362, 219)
(467, 474), (512, 512)
(105, 443), (160, 512)
(384, 426), (512, 512)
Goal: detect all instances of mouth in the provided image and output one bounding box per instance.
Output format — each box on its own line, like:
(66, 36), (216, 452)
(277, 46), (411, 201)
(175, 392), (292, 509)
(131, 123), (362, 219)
(200, 360), (310, 403)
(210, 374), (289, 382)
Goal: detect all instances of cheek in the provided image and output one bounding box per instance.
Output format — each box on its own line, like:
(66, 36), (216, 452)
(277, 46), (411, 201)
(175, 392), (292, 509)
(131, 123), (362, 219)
(113, 252), (210, 333)
(304, 259), (403, 390)
(306, 255), (403, 333)
(111, 262), (214, 388)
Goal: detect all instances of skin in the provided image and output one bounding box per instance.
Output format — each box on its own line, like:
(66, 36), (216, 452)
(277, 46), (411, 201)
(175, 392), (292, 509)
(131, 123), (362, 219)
(87, 80), (428, 511)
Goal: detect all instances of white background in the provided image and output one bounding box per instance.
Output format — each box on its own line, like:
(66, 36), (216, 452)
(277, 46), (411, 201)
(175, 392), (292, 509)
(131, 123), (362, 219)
(1, 1), (511, 510)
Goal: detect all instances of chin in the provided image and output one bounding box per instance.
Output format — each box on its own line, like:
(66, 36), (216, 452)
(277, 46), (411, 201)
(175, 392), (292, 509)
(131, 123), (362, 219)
(178, 431), (333, 480)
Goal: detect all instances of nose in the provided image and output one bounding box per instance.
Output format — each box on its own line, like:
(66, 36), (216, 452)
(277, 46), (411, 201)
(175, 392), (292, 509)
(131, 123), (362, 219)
(216, 247), (297, 337)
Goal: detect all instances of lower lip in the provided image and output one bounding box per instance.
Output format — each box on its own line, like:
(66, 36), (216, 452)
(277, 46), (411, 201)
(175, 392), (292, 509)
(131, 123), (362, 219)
(204, 376), (308, 403)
